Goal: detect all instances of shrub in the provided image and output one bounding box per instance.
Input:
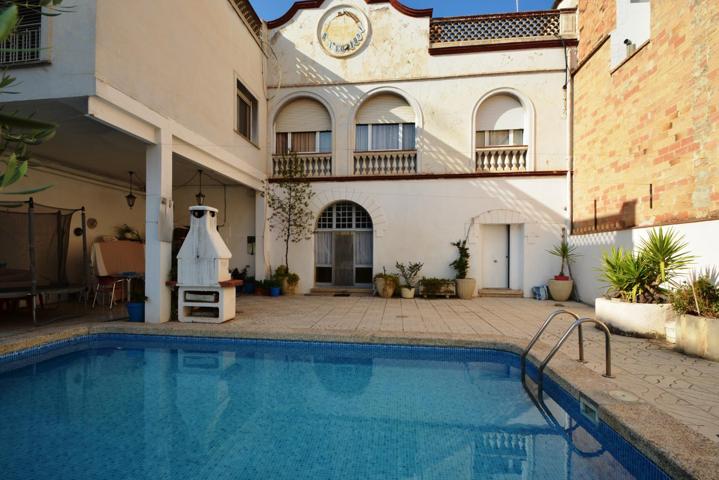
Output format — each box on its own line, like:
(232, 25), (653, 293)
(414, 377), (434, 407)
(450, 239), (470, 279)
(395, 261), (423, 288)
(600, 227), (694, 303)
(420, 278), (455, 297)
(671, 268), (719, 319)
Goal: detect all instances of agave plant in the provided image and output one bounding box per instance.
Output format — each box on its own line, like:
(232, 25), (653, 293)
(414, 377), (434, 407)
(600, 228), (693, 303)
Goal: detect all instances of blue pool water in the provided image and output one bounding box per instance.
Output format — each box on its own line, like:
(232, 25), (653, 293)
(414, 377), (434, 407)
(0, 335), (668, 480)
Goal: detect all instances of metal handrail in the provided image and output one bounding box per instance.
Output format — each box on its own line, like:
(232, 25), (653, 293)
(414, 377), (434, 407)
(520, 309), (582, 382)
(537, 317), (612, 395)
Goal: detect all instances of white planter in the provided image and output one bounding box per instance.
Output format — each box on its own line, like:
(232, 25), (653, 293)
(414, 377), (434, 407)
(595, 297), (677, 338)
(400, 287), (415, 299)
(676, 314), (719, 361)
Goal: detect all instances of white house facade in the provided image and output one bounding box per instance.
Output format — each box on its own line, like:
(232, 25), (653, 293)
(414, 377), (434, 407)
(1, 0), (579, 322)
(265, 0), (577, 296)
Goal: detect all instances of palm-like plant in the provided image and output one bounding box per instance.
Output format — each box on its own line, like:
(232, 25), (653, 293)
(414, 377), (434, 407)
(600, 228), (694, 303)
(548, 238), (578, 277)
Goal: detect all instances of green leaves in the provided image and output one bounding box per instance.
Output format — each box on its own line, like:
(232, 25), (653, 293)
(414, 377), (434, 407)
(599, 228), (693, 303)
(0, 5), (19, 43)
(548, 238), (579, 277)
(450, 239), (470, 279)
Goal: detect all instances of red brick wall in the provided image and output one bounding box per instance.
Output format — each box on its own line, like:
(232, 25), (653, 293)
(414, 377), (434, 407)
(572, 0), (719, 234)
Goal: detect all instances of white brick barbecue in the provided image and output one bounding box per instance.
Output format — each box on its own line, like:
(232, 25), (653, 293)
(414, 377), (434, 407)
(177, 206), (235, 323)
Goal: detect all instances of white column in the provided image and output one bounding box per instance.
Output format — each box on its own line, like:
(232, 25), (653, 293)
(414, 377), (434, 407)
(145, 129), (173, 323)
(254, 190), (268, 280)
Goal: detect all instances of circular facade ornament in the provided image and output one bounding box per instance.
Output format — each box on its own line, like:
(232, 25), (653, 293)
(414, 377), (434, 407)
(318, 6), (369, 58)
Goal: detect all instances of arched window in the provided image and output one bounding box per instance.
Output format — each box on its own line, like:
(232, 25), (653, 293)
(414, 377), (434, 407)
(475, 93), (528, 172)
(274, 98), (332, 154)
(315, 202), (373, 287)
(355, 93), (415, 152)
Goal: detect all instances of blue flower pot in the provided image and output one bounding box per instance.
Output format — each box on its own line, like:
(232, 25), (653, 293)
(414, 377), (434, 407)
(269, 287), (281, 297)
(243, 282), (256, 294)
(127, 302), (145, 323)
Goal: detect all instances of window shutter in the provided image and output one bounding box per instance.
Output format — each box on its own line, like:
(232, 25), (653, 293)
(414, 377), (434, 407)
(356, 93), (415, 124)
(276, 99), (331, 132)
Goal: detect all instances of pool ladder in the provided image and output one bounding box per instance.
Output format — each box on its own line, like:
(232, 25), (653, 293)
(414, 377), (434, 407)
(520, 309), (613, 395)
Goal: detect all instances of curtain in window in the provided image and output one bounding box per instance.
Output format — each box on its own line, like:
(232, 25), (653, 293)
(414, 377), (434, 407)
(238, 96), (251, 138)
(315, 232), (333, 266)
(291, 132), (316, 153)
(275, 133), (289, 154)
(319, 131), (332, 153)
(476, 131), (486, 148)
(372, 124), (399, 150)
(513, 129), (524, 145)
(354, 231), (372, 266)
(355, 124), (369, 151)
(402, 123), (415, 150)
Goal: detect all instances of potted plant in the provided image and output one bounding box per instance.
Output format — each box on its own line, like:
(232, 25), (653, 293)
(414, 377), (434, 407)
(243, 276), (256, 294)
(547, 239), (578, 301)
(232, 265), (249, 295)
(597, 228), (694, 338)
(419, 278), (456, 298)
(671, 267), (719, 360)
(265, 279), (282, 297)
(274, 265), (300, 295)
(255, 280), (267, 296)
(450, 239), (476, 299)
(395, 261), (423, 299)
(374, 268), (399, 299)
(126, 278), (146, 323)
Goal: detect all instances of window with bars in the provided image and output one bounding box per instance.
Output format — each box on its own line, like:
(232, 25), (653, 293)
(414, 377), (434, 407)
(275, 131), (332, 155)
(355, 123), (415, 151)
(316, 202), (373, 230)
(0, 5), (42, 66)
(476, 129), (524, 147)
(237, 81), (258, 143)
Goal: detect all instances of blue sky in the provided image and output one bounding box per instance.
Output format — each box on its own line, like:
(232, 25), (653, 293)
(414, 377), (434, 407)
(249, 0), (555, 20)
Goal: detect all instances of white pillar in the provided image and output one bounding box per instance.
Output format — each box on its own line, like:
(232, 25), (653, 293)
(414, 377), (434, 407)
(254, 191), (267, 280)
(145, 129), (173, 323)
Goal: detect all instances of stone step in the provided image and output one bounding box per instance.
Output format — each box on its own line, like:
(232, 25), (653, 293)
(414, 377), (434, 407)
(308, 287), (373, 297)
(477, 288), (524, 298)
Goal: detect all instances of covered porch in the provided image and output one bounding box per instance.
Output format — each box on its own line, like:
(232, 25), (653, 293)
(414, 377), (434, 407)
(1, 89), (266, 324)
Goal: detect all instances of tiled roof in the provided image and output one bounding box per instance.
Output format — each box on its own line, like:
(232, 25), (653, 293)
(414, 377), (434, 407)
(430, 10), (561, 44)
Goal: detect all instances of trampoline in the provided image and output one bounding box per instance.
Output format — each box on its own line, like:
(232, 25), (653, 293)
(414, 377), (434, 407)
(0, 198), (89, 324)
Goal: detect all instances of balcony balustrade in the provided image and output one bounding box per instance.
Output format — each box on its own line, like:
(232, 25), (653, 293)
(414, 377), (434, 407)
(272, 153), (333, 177)
(353, 150), (417, 176)
(476, 146), (528, 172)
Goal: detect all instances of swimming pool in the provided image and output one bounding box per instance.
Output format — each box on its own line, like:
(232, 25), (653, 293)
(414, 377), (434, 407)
(0, 334), (668, 480)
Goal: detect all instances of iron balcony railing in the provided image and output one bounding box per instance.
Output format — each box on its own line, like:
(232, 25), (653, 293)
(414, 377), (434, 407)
(476, 145), (528, 172)
(353, 150), (418, 176)
(272, 153), (333, 177)
(0, 24), (42, 66)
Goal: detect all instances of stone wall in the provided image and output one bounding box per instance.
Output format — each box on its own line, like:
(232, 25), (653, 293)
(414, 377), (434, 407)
(572, 0), (719, 233)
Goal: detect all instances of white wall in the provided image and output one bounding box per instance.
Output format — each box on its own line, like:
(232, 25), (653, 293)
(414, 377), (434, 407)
(172, 185), (257, 278)
(94, 0), (268, 175)
(7, 169), (146, 284)
(570, 220), (719, 305)
(267, 176), (567, 296)
(268, 0), (570, 176)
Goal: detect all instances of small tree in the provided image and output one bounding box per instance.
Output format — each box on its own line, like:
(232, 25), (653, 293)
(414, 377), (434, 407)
(264, 153), (315, 271)
(450, 239), (470, 279)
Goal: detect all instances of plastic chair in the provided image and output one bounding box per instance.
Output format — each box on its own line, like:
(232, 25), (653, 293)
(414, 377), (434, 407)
(92, 276), (125, 309)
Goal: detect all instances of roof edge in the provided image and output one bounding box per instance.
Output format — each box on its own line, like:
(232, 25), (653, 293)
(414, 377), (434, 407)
(267, 0), (433, 30)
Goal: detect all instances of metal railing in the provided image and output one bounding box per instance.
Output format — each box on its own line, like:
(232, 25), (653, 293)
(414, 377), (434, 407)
(0, 24), (42, 66)
(353, 150), (417, 176)
(272, 153), (332, 178)
(520, 310), (612, 396)
(476, 145), (528, 172)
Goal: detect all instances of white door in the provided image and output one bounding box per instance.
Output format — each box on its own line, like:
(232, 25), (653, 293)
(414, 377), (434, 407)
(482, 225), (509, 288)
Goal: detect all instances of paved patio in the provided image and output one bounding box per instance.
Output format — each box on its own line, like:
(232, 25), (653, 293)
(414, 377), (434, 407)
(2, 295), (718, 445)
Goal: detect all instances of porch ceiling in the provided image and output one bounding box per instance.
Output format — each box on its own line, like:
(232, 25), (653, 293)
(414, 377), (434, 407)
(4, 98), (243, 190)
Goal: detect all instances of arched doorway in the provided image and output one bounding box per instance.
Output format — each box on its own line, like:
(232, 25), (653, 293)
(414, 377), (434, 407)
(315, 201), (373, 287)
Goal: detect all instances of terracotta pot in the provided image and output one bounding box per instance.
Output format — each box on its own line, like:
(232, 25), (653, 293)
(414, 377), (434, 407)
(400, 287), (415, 299)
(548, 279), (573, 301)
(455, 278), (476, 299)
(376, 278), (395, 298)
